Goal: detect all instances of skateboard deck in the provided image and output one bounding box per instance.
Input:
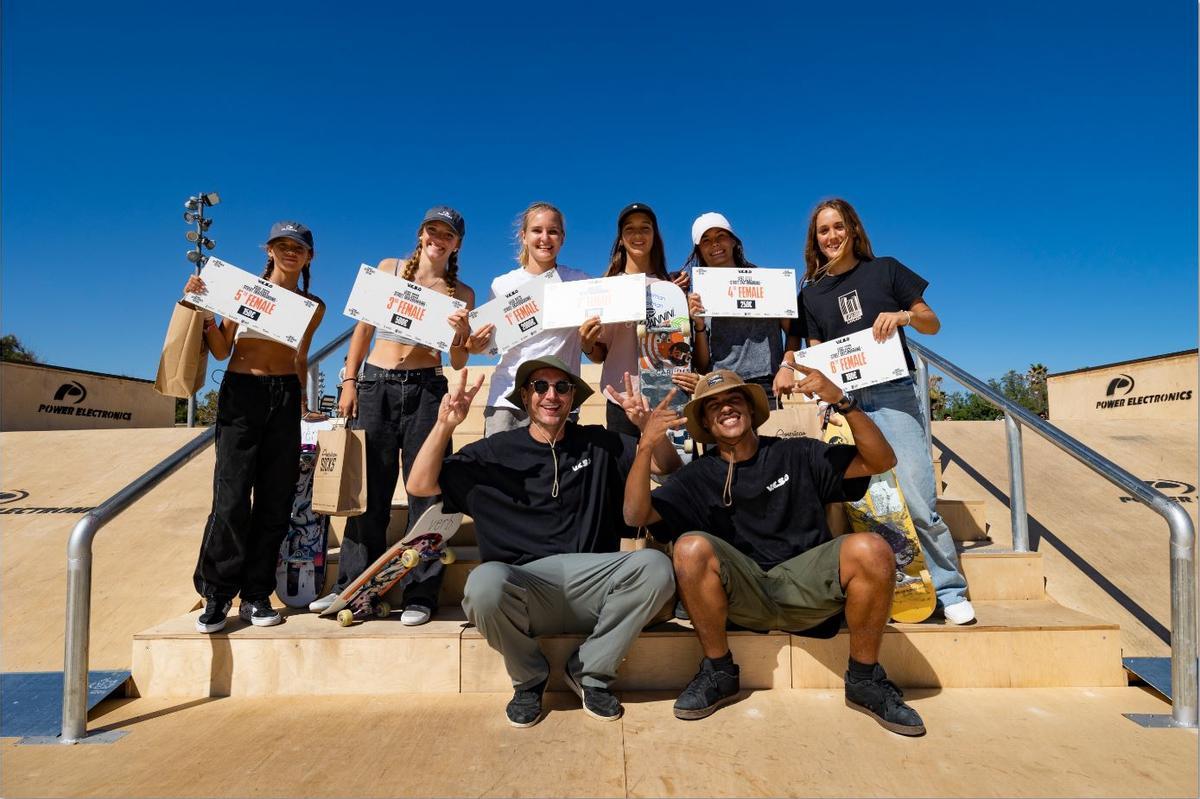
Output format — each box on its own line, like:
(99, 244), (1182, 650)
(319, 501), (462, 626)
(822, 416), (937, 623)
(639, 281), (692, 454)
(275, 419), (335, 608)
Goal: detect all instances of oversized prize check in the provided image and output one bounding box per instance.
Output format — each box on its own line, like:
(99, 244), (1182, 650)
(185, 257), (319, 347)
(541, 273), (646, 328)
(693, 267), (798, 318)
(468, 269), (561, 356)
(792, 328), (908, 393)
(343, 264), (467, 352)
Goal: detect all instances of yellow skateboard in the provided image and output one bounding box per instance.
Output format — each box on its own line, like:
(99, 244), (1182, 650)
(823, 415), (937, 623)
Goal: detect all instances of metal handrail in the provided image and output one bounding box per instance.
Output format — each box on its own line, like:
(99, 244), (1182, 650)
(909, 339), (1197, 728)
(61, 325), (357, 743)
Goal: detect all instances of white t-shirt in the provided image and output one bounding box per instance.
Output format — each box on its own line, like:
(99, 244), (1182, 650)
(485, 264), (591, 409)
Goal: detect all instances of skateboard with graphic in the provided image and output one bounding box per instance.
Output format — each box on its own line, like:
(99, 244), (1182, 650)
(639, 281), (692, 454)
(822, 413), (937, 623)
(319, 502), (461, 626)
(275, 418), (335, 608)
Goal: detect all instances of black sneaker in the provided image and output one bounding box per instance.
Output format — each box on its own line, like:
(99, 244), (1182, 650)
(195, 597), (232, 633)
(238, 598), (282, 627)
(844, 663), (925, 736)
(673, 657), (740, 720)
(506, 678), (548, 728)
(563, 658), (622, 722)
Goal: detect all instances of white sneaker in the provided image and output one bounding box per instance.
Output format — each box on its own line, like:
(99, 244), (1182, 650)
(308, 592), (339, 613)
(943, 600), (976, 625)
(400, 605), (432, 626)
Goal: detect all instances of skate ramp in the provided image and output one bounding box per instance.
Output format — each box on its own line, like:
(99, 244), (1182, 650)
(931, 418), (1197, 657)
(1, 428), (215, 671)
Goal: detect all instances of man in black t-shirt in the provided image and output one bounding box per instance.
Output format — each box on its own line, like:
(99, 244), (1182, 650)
(625, 368), (927, 736)
(408, 356), (682, 728)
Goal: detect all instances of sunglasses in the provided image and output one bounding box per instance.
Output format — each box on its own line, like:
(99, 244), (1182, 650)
(527, 379), (575, 395)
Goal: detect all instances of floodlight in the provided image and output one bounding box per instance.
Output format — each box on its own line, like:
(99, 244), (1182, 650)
(198, 217), (213, 230)
(201, 192), (221, 206)
(186, 250), (203, 263)
(184, 211), (197, 223)
(186, 230), (200, 243)
(185, 197), (201, 210)
(202, 237), (215, 250)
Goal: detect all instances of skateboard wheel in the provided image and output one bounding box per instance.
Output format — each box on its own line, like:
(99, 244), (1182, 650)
(401, 548), (420, 568)
(374, 601), (391, 619)
(439, 547), (456, 566)
(337, 609), (354, 627)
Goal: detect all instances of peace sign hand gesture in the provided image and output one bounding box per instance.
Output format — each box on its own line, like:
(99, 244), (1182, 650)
(438, 369), (485, 428)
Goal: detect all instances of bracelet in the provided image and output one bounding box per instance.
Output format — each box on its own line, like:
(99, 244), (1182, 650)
(341, 378), (357, 384)
(903, 310), (913, 326)
(832, 394), (858, 414)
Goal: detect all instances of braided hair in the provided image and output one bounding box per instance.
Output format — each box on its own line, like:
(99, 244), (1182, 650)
(262, 256), (312, 297)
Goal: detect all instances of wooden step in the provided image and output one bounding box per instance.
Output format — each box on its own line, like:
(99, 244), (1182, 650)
(130, 599), (1122, 698)
(433, 548), (1045, 607)
(939, 498), (989, 541)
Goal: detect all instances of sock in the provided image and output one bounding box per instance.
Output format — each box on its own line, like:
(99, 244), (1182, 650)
(847, 657), (876, 680)
(706, 650), (735, 670)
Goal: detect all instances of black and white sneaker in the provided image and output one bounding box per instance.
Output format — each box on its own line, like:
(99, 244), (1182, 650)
(844, 663), (925, 736)
(195, 597), (232, 633)
(506, 678), (548, 728)
(563, 655), (622, 722)
(673, 657), (740, 720)
(238, 598), (282, 627)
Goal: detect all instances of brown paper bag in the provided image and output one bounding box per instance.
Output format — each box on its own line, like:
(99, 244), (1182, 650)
(313, 423), (367, 516)
(153, 301), (210, 398)
(759, 396), (823, 440)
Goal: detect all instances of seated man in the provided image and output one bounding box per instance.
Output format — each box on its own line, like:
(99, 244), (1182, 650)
(624, 367), (926, 736)
(407, 356), (682, 727)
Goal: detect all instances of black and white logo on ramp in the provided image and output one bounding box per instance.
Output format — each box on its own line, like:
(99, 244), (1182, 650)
(0, 489), (30, 504)
(53, 381), (87, 404)
(1105, 374), (1134, 396)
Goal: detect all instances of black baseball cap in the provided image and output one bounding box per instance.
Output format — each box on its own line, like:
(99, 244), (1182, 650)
(267, 221), (314, 249)
(617, 202), (657, 229)
(421, 206), (466, 238)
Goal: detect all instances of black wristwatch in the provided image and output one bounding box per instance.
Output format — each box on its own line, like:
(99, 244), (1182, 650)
(832, 393), (858, 414)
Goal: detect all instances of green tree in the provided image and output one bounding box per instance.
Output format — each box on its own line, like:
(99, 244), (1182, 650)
(194, 390), (219, 426)
(928, 374), (945, 419)
(1, 334), (37, 363)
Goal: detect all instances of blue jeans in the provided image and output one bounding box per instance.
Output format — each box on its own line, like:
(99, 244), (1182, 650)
(853, 376), (969, 607)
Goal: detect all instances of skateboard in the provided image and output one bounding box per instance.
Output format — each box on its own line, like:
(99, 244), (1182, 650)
(275, 418), (335, 608)
(319, 501), (462, 627)
(639, 281), (692, 455)
(822, 412), (937, 623)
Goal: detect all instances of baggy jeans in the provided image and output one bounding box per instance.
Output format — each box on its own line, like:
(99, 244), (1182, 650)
(194, 372), (301, 601)
(853, 375), (970, 608)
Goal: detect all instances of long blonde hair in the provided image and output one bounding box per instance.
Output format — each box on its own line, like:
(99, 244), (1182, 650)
(515, 202), (566, 267)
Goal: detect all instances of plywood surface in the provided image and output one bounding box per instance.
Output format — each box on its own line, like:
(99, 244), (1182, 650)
(2, 689), (1193, 798)
(931, 418), (1197, 658)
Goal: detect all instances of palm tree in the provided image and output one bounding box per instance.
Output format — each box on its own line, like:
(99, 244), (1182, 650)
(1026, 363), (1048, 416)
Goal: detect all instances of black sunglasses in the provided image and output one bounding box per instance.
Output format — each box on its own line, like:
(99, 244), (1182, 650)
(527, 379), (575, 395)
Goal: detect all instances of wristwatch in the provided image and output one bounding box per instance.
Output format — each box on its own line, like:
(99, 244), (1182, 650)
(831, 393), (858, 414)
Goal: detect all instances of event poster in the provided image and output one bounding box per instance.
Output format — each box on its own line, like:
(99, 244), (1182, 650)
(792, 328), (908, 393)
(541, 273), (646, 328)
(343, 264), (467, 352)
(693, 267), (798, 318)
(185, 257), (319, 348)
(468, 270), (561, 356)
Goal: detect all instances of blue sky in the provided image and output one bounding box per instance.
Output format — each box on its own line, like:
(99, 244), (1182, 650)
(3, 1), (1195, 394)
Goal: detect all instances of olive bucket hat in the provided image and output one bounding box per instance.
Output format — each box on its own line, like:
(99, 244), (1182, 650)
(504, 355), (594, 413)
(683, 370), (771, 445)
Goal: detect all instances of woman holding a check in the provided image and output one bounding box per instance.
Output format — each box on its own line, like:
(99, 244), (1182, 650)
(186, 220), (327, 633)
(683, 212), (800, 406)
(581, 202), (675, 436)
(785, 197), (973, 624)
(312, 206), (476, 626)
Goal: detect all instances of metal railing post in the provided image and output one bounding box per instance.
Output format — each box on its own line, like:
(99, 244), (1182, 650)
(1003, 412), (1030, 552)
(1167, 503), (1198, 727)
(186, 393), (195, 428)
(913, 354), (932, 454)
(307, 364), (320, 412)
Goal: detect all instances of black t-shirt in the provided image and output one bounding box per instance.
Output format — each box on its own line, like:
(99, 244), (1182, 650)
(439, 424), (637, 565)
(798, 256), (928, 370)
(649, 436), (869, 570)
